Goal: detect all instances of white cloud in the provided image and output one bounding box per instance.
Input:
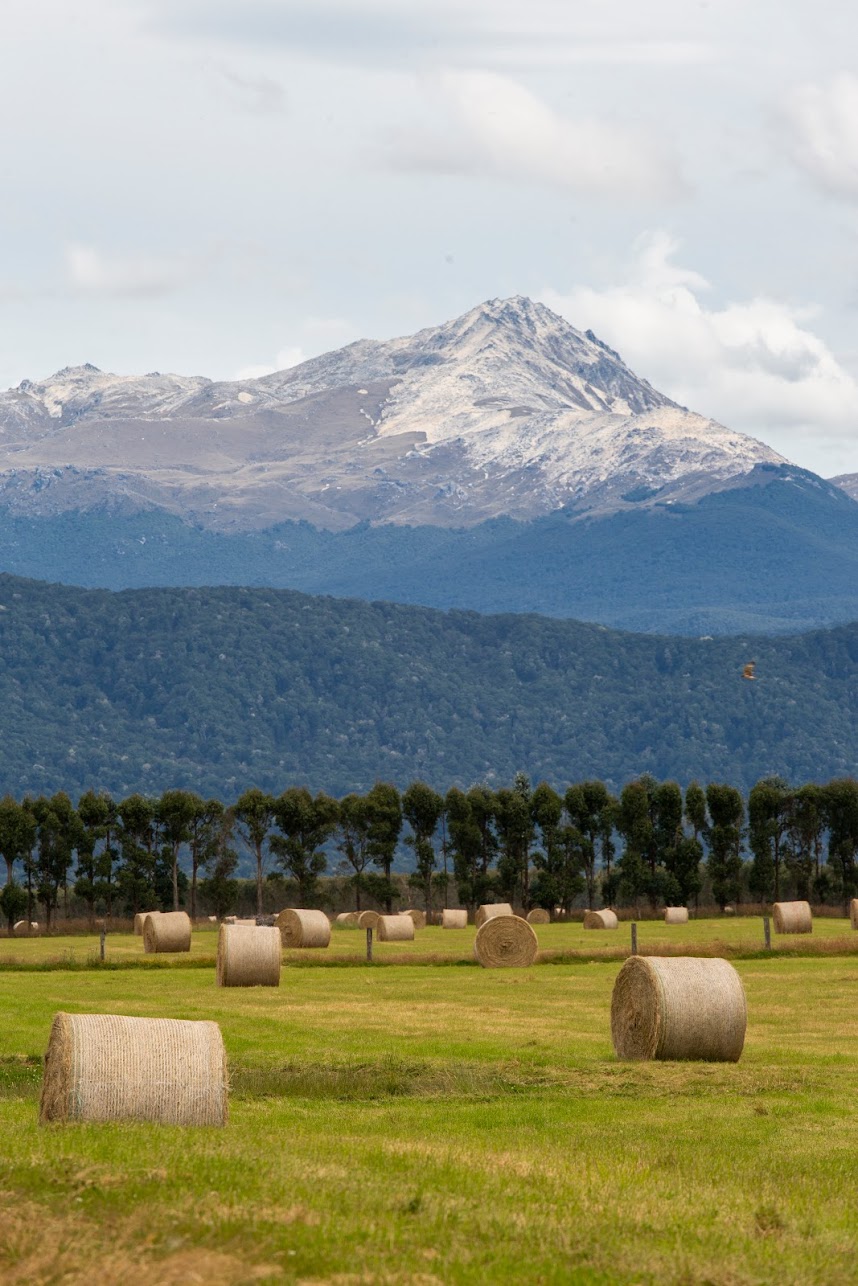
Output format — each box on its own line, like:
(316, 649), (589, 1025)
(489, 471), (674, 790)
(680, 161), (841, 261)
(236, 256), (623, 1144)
(783, 73), (858, 201)
(65, 243), (199, 296)
(207, 61), (287, 114)
(540, 232), (858, 472)
(385, 70), (685, 199)
(235, 345), (307, 380)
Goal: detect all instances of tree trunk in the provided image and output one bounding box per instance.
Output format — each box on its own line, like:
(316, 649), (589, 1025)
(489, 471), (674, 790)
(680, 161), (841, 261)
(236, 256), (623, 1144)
(172, 846), (179, 911)
(256, 845), (263, 917)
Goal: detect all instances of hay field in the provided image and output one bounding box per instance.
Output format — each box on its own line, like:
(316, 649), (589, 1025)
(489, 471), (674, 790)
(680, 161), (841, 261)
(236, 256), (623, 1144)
(0, 932), (857, 1283)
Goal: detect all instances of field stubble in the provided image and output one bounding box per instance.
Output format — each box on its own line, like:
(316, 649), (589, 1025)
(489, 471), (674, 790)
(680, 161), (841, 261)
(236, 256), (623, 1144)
(0, 925), (856, 1284)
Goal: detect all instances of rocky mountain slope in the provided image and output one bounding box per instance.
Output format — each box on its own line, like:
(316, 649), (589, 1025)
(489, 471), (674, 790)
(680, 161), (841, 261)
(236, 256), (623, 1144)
(0, 297), (784, 531)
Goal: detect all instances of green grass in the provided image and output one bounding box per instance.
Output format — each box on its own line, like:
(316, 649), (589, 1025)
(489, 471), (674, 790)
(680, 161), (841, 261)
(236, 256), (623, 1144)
(1, 940), (857, 1283)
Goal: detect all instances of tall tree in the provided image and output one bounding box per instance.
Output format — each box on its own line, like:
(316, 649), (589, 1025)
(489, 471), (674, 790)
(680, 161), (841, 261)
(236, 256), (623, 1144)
(75, 790), (119, 923)
(233, 787), (276, 917)
(187, 796), (225, 920)
(494, 773), (535, 908)
(31, 793), (81, 931)
(785, 783), (825, 902)
(402, 781), (444, 912)
(157, 789), (197, 912)
(747, 777), (791, 903)
(531, 781), (584, 916)
(705, 783), (744, 910)
(822, 778), (858, 911)
(0, 796), (36, 888)
(365, 782), (403, 913)
(335, 793), (373, 910)
(116, 794), (160, 913)
(270, 787), (339, 906)
(564, 781), (616, 909)
(444, 786), (496, 910)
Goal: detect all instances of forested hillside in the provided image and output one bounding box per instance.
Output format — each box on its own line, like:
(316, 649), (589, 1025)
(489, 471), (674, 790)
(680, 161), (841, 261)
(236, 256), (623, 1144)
(0, 575), (856, 799)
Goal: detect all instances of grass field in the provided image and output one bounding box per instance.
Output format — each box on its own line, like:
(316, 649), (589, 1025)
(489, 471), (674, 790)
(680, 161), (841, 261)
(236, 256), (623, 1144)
(1, 923), (857, 1284)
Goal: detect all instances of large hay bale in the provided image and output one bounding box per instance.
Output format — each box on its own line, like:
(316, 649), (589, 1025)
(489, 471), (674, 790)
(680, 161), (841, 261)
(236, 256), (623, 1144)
(526, 908), (550, 924)
(13, 920), (34, 937)
(334, 912), (360, 928)
(134, 910), (158, 937)
(277, 909), (331, 949)
(143, 911), (191, 954)
(39, 1012), (227, 1125)
(441, 909), (468, 929)
(851, 898), (858, 930)
(216, 924), (281, 986)
(583, 909), (618, 929)
(400, 909), (427, 930)
(773, 900), (813, 934)
(474, 915), (538, 968)
(376, 914), (415, 942)
(358, 910), (380, 930)
(474, 902), (514, 929)
(664, 906), (689, 925)
(611, 956), (747, 1062)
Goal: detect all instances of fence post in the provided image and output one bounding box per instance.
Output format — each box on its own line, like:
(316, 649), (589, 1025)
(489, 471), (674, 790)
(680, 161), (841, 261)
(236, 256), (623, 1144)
(763, 916), (771, 950)
(366, 927), (373, 963)
(99, 927), (106, 962)
(631, 922), (638, 955)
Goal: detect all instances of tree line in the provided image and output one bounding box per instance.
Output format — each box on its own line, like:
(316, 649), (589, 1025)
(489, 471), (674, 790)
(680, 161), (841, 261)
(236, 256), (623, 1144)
(1, 774), (857, 931)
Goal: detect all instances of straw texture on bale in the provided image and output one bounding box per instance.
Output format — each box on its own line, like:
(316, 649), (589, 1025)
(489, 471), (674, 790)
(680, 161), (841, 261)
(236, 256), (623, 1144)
(611, 956), (747, 1062)
(376, 914), (415, 942)
(400, 909), (427, 930)
(474, 902), (514, 929)
(583, 909), (618, 929)
(334, 912), (360, 928)
(441, 909), (468, 929)
(358, 910), (380, 930)
(851, 898), (858, 930)
(143, 911), (191, 954)
(216, 924), (281, 987)
(474, 915), (538, 968)
(134, 911), (158, 937)
(39, 1012), (227, 1125)
(277, 908), (331, 949)
(664, 906), (690, 925)
(526, 908), (550, 924)
(773, 900), (813, 934)
(13, 920), (39, 936)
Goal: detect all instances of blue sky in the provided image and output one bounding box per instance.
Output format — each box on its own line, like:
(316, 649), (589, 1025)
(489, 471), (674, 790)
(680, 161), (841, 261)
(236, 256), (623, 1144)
(3, 0), (858, 474)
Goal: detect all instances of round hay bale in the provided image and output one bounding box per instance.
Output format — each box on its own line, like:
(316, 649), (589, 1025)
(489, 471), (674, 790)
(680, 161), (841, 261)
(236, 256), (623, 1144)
(334, 912), (360, 928)
(216, 924), (281, 987)
(358, 910), (380, 930)
(143, 911), (191, 954)
(474, 915), (538, 968)
(441, 909), (468, 929)
(474, 902), (514, 929)
(526, 908), (550, 924)
(583, 909), (618, 930)
(12, 920), (32, 937)
(376, 914), (414, 942)
(39, 1012), (228, 1125)
(30, 921), (40, 936)
(134, 910), (158, 937)
(611, 956), (747, 1062)
(277, 908), (331, 949)
(850, 898), (858, 930)
(207, 915), (218, 923)
(773, 900), (813, 934)
(400, 909), (427, 930)
(664, 906), (689, 925)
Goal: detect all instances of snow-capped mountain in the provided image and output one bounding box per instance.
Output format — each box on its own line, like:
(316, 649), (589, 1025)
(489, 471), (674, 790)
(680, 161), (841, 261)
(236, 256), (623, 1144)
(0, 297), (785, 531)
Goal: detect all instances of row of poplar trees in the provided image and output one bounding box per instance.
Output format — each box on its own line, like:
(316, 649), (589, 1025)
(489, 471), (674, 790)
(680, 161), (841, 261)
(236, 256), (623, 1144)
(1, 774), (857, 928)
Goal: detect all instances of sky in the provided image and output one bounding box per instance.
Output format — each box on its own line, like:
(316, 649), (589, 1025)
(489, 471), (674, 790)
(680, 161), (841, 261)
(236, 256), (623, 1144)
(3, 0), (858, 475)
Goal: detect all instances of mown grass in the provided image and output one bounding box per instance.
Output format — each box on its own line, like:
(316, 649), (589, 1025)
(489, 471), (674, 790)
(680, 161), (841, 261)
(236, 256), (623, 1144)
(0, 949), (857, 1283)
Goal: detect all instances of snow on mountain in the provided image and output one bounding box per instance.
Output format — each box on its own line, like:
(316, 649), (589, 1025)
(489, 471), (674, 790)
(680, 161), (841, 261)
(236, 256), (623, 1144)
(0, 297), (786, 530)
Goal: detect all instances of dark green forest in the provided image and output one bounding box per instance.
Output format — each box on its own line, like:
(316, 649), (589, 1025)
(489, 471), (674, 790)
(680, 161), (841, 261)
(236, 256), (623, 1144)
(0, 574), (856, 800)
